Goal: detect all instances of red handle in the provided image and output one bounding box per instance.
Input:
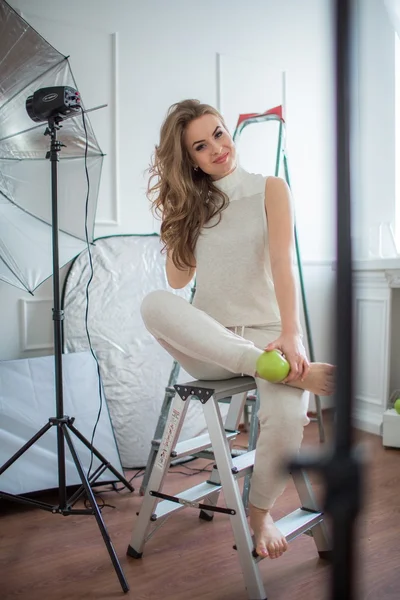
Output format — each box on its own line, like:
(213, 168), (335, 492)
(235, 105), (284, 129)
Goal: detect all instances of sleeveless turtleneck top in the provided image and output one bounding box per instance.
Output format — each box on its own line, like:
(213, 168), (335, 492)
(192, 165), (281, 328)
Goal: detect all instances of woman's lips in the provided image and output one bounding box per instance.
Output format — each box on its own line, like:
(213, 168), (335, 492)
(214, 152), (229, 164)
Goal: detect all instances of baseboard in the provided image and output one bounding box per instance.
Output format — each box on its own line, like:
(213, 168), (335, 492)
(352, 408), (382, 436)
(239, 407), (381, 436)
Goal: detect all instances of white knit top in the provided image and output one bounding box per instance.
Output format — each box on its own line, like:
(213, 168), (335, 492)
(192, 165), (281, 328)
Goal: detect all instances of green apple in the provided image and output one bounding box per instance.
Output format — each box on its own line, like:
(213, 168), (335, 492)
(256, 350), (290, 383)
(394, 398), (400, 415)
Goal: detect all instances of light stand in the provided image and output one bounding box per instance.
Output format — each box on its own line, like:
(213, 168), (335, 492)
(0, 116), (133, 594)
(290, 1), (364, 599)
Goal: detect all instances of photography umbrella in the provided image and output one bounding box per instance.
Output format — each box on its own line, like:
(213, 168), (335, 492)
(0, 0), (102, 293)
(0, 1), (132, 593)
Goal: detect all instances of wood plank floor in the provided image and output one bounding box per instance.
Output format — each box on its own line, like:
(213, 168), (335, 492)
(1, 420), (399, 600)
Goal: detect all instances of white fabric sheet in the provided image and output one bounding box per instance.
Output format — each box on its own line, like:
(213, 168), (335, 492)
(0, 351), (122, 494)
(63, 235), (229, 468)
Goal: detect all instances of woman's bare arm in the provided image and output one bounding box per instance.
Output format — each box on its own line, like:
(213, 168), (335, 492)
(165, 251), (196, 289)
(265, 176), (301, 335)
(264, 176), (309, 382)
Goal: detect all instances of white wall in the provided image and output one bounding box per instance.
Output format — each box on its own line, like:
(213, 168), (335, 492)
(1, 0), (337, 388)
(353, 0), (396, 258)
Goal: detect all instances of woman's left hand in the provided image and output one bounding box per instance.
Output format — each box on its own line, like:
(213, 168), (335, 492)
(264, 333), (310, 383)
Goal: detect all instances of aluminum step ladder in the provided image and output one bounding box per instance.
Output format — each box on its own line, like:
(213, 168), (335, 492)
(139, 361), (260, 511)
(127, 376), (331, 600)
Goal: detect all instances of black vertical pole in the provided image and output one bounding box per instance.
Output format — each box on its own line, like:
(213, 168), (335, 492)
(335, 0), (353, 456)
(290, 2), (363, 599)
(48, 120), (67, 509)
(330, 1), (361, 597)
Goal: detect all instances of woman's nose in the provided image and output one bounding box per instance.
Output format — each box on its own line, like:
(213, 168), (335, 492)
(210, 140), (222, 154)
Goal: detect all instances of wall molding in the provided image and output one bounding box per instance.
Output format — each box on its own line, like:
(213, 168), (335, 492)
(355, 392), (385, 408)
(353, 270), (391, 289)
(354, 296), (389, 407)
(385, 271), (400, 287)
(95, 31), (120, 227)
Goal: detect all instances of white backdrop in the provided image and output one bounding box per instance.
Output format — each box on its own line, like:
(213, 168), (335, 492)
(0, 351), (123, 494)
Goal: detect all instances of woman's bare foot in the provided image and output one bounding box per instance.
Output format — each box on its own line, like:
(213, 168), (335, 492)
(288, 362), (335, 396)
(249, 504), (288, 559)
(256, 362), (335, 396)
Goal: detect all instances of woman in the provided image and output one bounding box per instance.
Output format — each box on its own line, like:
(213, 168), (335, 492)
(141, 99), (334, 560)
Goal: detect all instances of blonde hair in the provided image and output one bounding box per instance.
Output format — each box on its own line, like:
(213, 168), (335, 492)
(148, 99), (230, 270)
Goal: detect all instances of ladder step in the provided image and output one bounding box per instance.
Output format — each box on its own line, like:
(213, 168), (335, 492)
(172, 431), (237, 459)
(151, 450), (256, 520)
(275, 508), (324, 541)
(176, 376), (256, 402)
(196, 447), (247, 460)
(231, 449), (255, 477)
(234, 508), (324, 559)
(153, 481), (222, 519)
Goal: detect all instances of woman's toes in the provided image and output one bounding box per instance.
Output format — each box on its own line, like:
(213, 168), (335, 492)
(257, 544), (268, 557)
(268, 541), (279, 559)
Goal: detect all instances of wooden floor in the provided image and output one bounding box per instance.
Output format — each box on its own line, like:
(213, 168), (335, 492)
(1, 419), (399, 600)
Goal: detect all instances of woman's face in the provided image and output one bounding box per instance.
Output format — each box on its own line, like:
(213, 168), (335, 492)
(184, 113), (236, 180)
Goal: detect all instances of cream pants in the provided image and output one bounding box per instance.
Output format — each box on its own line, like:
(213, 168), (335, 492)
(141, 290), (310, 510)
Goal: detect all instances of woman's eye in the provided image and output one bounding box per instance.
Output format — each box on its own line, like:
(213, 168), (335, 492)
(215, 130), (223, 138)
(195, 144), (205, 152)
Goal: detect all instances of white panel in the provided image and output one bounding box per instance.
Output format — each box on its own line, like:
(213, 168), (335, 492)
(389, 287), (400, 393)
(95, 31), (120, 226)
(0, 352), (122, 494)
(354, 298), (388, 406)
(20, 298), (53, 351)
(217, 53), (285, 177)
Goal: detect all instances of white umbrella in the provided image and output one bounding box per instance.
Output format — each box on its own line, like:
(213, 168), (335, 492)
(0, 0), (103, 293)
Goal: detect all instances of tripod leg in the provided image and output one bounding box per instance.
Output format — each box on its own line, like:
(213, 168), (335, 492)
(62, 425), (129, 593)
(0, 421), (52, 476)
(68, 422), (134, 492)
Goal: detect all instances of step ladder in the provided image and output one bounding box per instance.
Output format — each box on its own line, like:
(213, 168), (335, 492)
(128, 376), (331, 600)
(139, 367), (260, 510)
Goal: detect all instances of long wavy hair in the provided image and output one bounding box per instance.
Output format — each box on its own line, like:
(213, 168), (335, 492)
(147, 99), (231, 270)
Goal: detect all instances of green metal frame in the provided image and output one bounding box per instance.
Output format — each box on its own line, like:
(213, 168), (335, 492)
(234, 109), (325, 442)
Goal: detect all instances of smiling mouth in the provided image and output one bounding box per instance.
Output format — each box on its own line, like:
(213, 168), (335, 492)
(214, 152), (229, 164)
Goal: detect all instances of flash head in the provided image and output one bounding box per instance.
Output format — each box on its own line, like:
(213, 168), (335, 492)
(26, 86), (81, 123)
